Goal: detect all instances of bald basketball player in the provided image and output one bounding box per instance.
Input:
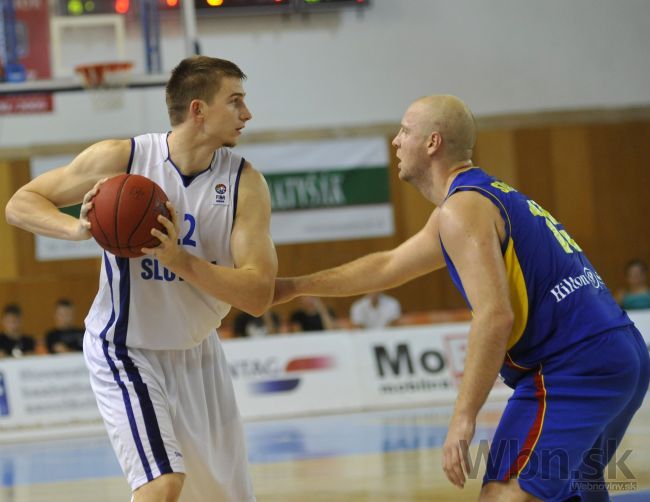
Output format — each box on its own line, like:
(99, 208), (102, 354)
(274, 95), (649, 501)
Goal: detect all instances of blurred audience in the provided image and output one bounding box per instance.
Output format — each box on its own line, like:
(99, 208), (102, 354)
(289, 297), (336, 332)
(45, 298), (85, 353)
(617, 259), (650, 310)
(0, 304), (36, 358)
(350, 292), (402, 329)
(234, 310), (281, 338)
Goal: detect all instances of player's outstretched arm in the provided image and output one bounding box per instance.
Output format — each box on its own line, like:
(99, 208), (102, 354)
(5, 140), (131, 240)
(274, 209), (446, 304)
(150, 163), (277, 317)
(438, 191), (514, 489)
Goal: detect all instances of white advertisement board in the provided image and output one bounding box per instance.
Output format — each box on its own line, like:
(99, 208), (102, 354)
(223, 333), (360, 419)
(352, 323), (511, 410)
(0, 353), (99, 431)
(1, 313), (647, 441)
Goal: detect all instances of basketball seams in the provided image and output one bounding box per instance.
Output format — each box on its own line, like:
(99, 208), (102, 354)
(113, 175), (131, 250)
(91, 210), (112, 248)
(126, 181), (157, 254)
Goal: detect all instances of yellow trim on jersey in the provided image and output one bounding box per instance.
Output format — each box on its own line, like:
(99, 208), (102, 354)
(450, 184), (527, 348)
(505, 352), (531, 371)
(504, 237), (529, 349)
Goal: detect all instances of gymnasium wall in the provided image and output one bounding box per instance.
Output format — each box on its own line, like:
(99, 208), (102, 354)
(1, 0), (650, 148)
(1, 1), (649, 339)
(1, 114), (649, 339)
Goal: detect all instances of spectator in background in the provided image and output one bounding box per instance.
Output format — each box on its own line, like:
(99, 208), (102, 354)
(0, 304), (36, 357)
(45, 298), (85, 353)
(617, 259), (650, 310)
(289, 297), (335, 332)
(350, 292), (402, 329)
(234, 310), (281, 338)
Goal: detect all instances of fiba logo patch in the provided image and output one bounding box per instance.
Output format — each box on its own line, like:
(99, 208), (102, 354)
(214, 183), (228, 205)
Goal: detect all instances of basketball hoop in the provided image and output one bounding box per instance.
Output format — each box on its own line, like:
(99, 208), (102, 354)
(75, 61), (133, 110)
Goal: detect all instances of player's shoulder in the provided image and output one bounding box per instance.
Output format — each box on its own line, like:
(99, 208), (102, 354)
(78, 139), (132, 167)
(438, 190), (503, 240)
(441, 189), (493, 218)
(87, 138), (132, 155)
(72, 139), (132, 176)
(238, 160), (268, 188)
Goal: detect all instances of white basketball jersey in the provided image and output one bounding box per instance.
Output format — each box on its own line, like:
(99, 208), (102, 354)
(85, 133), (244, 350)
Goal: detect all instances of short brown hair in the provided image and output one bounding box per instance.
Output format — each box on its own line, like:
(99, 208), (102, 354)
(166, 56), (247, 126)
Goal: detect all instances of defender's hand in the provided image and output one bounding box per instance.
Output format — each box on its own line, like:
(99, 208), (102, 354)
(442, 414), (475, 488)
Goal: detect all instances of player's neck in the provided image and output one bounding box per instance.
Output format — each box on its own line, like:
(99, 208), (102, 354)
(167, 129), (217, 176)
(425, 160), (473, 206)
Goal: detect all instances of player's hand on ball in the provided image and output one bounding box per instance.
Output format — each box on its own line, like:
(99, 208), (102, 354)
(142, 201), (181, 266)
(78, 178), (107, 241)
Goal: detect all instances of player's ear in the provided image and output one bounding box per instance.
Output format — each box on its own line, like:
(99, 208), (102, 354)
(427, 131), (442, 155)
(189, 99), (206, 122)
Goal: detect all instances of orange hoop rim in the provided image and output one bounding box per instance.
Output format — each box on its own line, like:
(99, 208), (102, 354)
(74, 61), (134, 88)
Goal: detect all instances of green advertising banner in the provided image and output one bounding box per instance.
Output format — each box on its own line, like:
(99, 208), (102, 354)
(238, 136), (394, 244)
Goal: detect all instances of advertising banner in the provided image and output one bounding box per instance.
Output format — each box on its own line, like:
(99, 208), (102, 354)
(352, 324), (511, 409)
(0, 353), (99, 431)
(4, 314), (646, 441)
(223, 333), (360, 419)
(237, 136), (394, 244)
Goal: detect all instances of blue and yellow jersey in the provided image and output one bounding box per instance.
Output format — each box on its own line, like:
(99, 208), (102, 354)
(440, 168), (631, 378)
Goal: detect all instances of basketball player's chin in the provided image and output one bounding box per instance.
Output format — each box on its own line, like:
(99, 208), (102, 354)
(397, 170), (410, 183)
(223, 141), (237, 148)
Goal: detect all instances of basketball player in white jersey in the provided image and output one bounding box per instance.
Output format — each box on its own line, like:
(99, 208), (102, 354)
(5, 56), (277, 501)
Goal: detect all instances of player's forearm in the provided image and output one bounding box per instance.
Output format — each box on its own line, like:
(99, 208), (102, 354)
(293, 251), (398, 297)
(169, 251), (274, 316)
(453, 312), (513, 420)
(5, 191), (83, 240)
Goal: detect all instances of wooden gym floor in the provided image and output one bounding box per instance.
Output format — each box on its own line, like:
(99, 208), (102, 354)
(0, 398), (648, 501)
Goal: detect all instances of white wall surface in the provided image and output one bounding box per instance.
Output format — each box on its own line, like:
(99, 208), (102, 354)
(0, 0), (649, 148)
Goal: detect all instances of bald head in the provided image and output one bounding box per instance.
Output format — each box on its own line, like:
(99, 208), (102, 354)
(409, 95), (476, 161)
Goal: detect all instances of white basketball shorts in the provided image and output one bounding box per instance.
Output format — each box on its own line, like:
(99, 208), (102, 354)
(83, 332), (255, 501)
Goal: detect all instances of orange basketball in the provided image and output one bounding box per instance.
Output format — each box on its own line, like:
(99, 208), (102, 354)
(87, 173), (170, 258)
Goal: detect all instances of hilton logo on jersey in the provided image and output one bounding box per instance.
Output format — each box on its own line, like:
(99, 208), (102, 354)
(213, 183), (228, 206)
(550, 267), (605, 303)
